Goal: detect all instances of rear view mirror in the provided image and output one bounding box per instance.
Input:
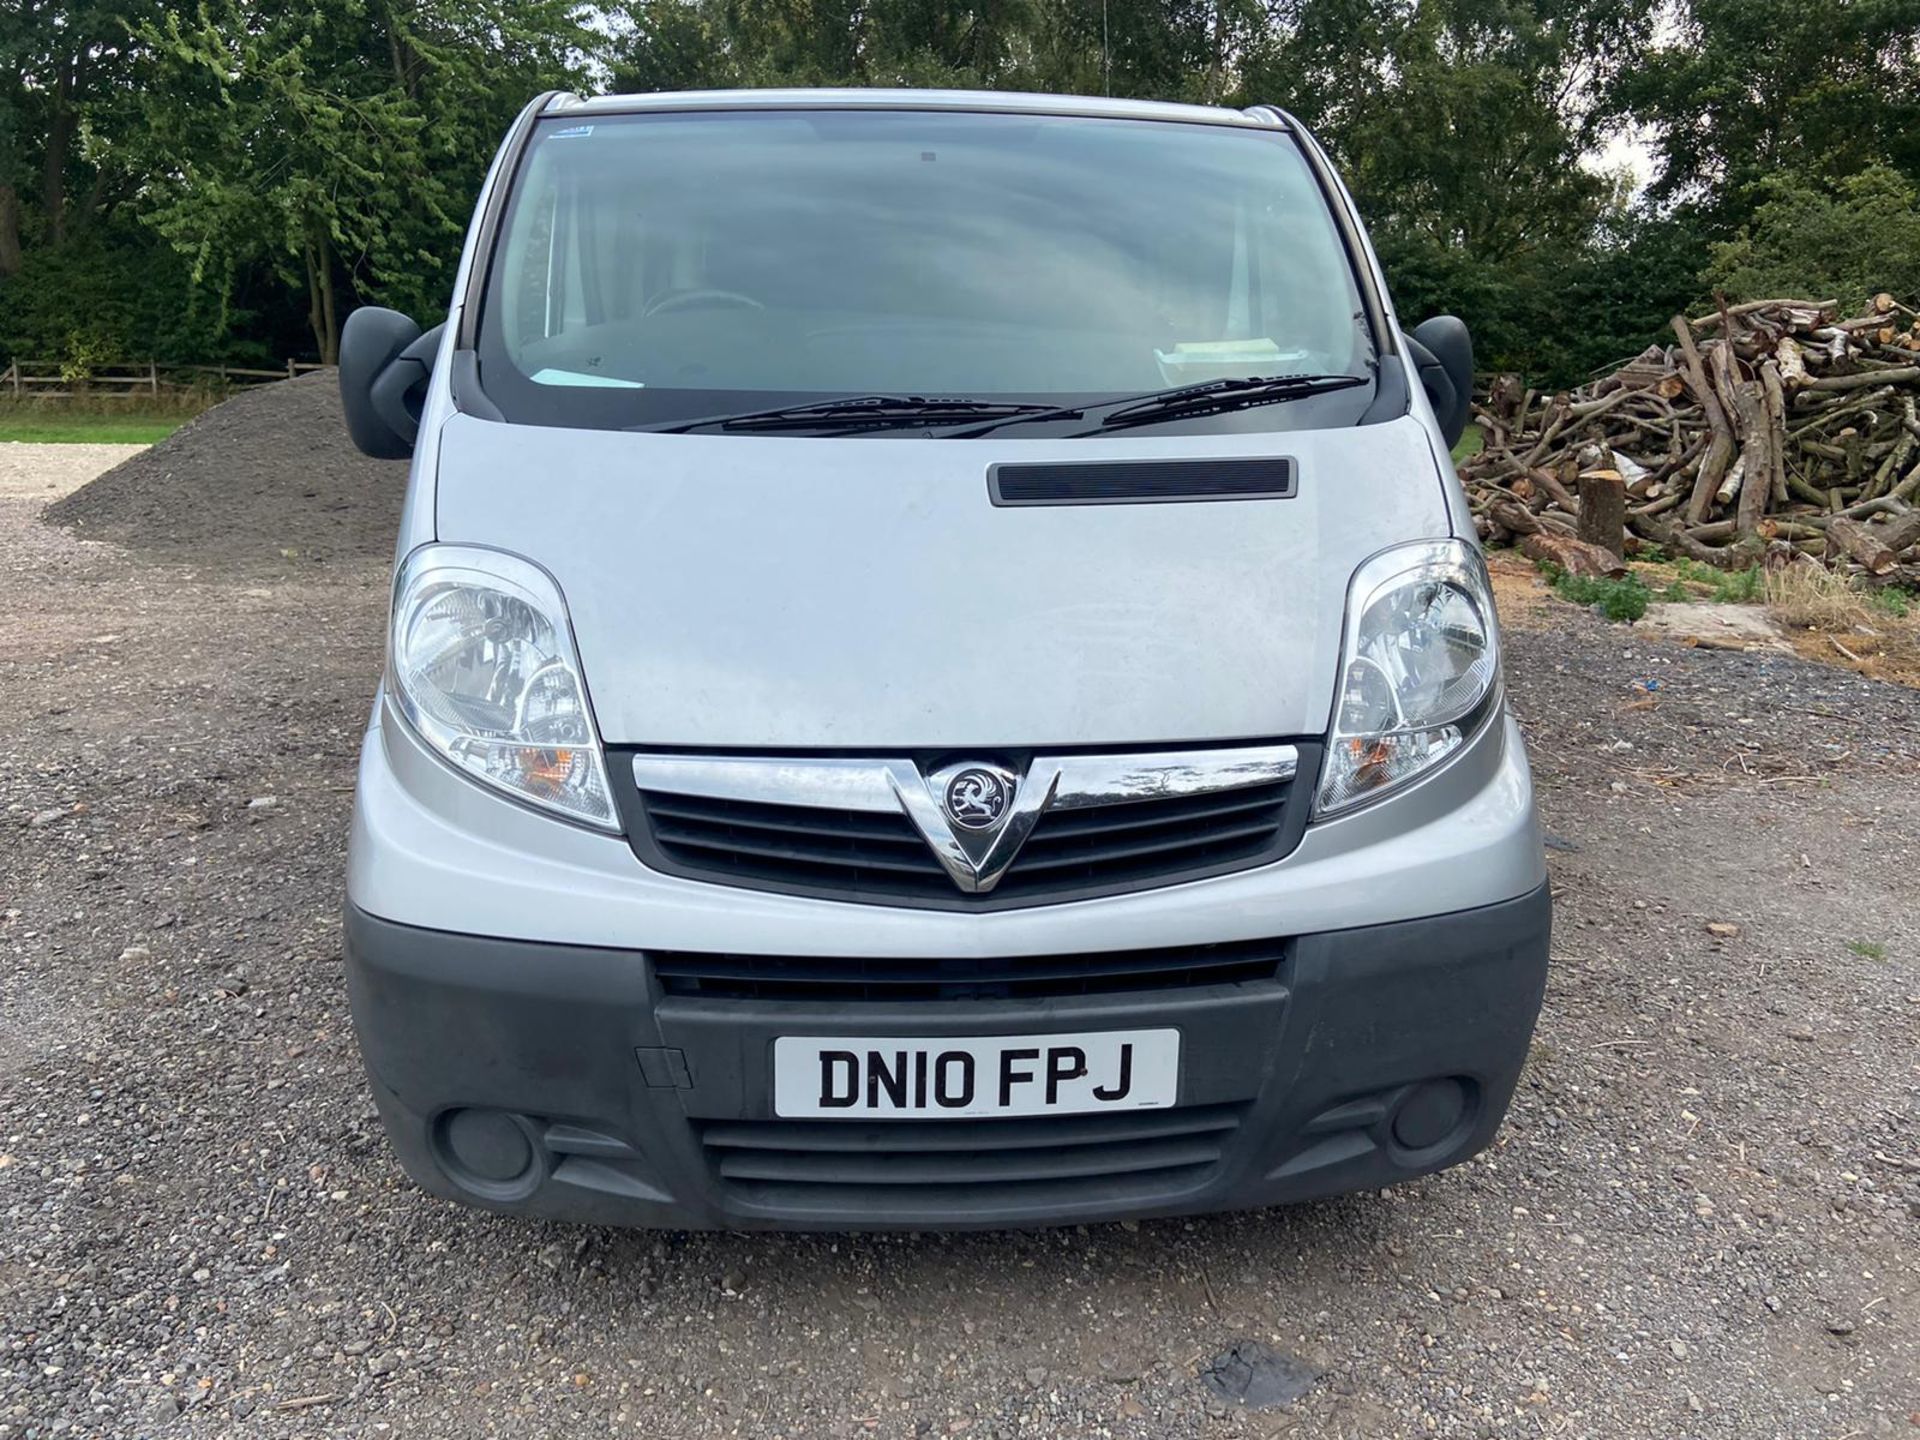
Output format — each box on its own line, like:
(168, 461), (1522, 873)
(1405, 315), (1474, 449)
(340, 307), (444, 459)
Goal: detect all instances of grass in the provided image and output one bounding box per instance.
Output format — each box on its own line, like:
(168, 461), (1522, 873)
(1870, 587), (1912, 619)
(0, 410), (186, 444)
(1767, 563), (1903, 631)
(1665, 557), (1764, 603)
(1541, 564), (1653, 622)
(1846, 939), (1888, 961)
(1450, 426), (1485, 464)
(1764, 562), (1920, 686)
(1512, 541), (1920, 686)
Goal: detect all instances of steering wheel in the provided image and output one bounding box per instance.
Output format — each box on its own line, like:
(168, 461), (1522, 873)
(643, 288), (765, 318)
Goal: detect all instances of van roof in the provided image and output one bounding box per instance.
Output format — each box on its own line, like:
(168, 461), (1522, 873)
(546, 88), (1287, 131)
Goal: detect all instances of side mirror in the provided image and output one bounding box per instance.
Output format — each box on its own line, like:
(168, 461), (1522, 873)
(1405, 315), (1474, 449)
(340, 307), (444, 458)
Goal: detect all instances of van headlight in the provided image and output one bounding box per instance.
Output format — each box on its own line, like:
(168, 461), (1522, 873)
(1316, 539), (1501, 817)
(389, 544), (617, 829)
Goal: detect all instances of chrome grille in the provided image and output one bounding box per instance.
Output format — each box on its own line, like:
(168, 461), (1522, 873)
(640, 792), (936, 889)
(613, 743), (1316, 910)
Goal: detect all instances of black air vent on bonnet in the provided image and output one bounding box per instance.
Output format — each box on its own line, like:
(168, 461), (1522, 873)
(988, 457), (1297, 506)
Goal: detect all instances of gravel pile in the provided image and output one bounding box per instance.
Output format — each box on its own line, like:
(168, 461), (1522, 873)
(42, 372), (406, 571)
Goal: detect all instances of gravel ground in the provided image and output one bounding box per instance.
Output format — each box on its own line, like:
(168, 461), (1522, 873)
(2, 445), (1916, 1440)
(0, 445), (148, 503)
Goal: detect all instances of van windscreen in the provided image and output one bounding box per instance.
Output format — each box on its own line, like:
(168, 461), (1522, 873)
(475, 108), (1374, 432)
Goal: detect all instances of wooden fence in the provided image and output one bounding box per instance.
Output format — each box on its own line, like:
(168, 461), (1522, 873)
(0, 359), (328, 400)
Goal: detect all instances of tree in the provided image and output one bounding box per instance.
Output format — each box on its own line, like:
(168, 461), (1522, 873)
(611, 0), (735, 91)
(0, 0), (157, 277)
(1241, 0), (1657, 378)
(610, 0), (1269, 99)
(136, 0), (590, 362)
(4, 0), (1915, 380)
(1706, 164), (1920, 309)
(1621, 0), (1920, 225)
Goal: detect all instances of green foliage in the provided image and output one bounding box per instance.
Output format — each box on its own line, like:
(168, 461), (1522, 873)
(1240, 0), (1660, 385)
(1712, 565), (1763, 603)
(1541, 564), (1653, 621)
(1845, 938), (1887, 961)
(1697, 564), (1758, 602)
(1870, 587), (1912, 618)
(1372, 227), (1560, 378)
(0, 227), (249, 367)
(2, 0), (1918, 376)
(1552, 211), (1720, 381)
(1707, 166), (1920, 312)
(1265, 0), (1640, 256)
(1619, 0), (1920, 226)
(131, 0), (593, 361)
(0, 406), (187, 443)
(1668, 558), (1764, 602)
(611, 0), (1250, 98)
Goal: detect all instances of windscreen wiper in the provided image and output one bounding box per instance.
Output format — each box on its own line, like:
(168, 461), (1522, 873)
(938, 372), (1369, 439)
(636, 394), (1064, 435)
(1075, 372), (1369, 434)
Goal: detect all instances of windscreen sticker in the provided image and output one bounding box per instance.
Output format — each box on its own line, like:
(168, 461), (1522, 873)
(529, 367), (643, 389)
(1154, 338), (1309, 380)
(1159, 339), (1294, 362)
(550, 125), (595, 140)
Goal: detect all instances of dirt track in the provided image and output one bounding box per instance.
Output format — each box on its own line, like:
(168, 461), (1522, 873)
(2, 438), (1916, 1439)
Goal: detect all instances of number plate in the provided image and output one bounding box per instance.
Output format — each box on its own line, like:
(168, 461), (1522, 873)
(771, 1029), (1179, 1119)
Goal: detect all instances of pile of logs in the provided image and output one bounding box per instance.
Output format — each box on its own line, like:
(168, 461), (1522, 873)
(1461, 295), (1920, 583)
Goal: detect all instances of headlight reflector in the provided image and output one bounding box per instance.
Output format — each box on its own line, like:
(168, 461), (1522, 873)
(390, 545), (616, 828)
(1317, 539), (1500, 815)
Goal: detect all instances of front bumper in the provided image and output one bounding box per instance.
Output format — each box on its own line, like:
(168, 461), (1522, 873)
(344, 882), (1550, 1230)
(347, 690), (1545, 953)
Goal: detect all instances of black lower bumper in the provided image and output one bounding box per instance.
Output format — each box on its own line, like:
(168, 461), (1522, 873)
(343, 885), (1551, 1231)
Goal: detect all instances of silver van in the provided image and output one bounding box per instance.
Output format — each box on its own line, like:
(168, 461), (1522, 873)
(338, 88), (1549, 1231)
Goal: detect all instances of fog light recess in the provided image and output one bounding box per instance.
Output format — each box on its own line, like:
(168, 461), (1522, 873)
(1390, 1078), (1472, 1152)
(432, 1108), (544, 1201)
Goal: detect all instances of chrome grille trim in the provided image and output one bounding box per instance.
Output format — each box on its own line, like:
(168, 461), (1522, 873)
(630, 745), (1297, 814)
(629, 755), (917, 812)
(622, 743), (1309, 905)
(632, 745), (1298, 896)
